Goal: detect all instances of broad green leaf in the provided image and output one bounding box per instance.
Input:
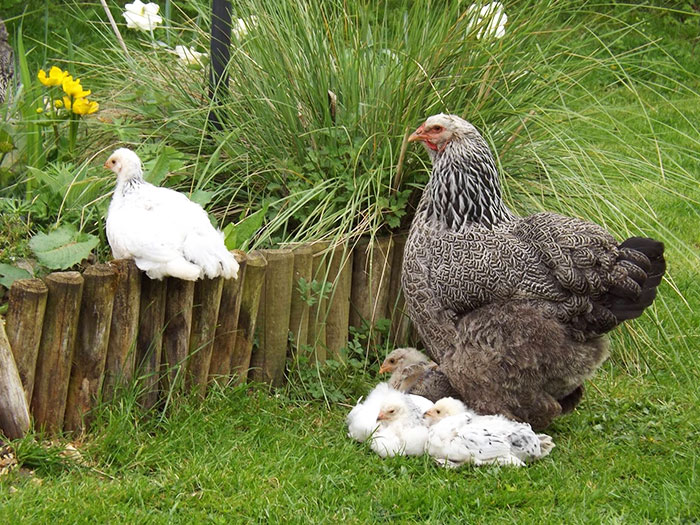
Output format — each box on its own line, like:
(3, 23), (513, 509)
(143, 146), (186, 186)
(0, 264), (33, 289)
(224, 203), (269, 250)
(29, 225), (99, 270)
(190, 189), (215, 207)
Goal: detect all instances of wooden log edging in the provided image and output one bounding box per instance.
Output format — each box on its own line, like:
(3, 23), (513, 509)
(6, 278), (48, 404)
(387, 233), (412, 347)
(287, 245), (313, 352)
(31, 271), (84, 433)
(136, 277), (167, 410)
(209, 250), (247, 384)
(250, 249), (294, 388)
(325, 242), (353, 361)
(350, 236), (395, 347)
(186, 276), (224, 396)
(102, 259), (141, 402)
(64, 264), (118, 433)
(307, 241), (330, 363)
(230, 250), (267, 384)
(160, 278), (194, 397)
(0, 235), (418, 434)
(0, 319), (30, 439)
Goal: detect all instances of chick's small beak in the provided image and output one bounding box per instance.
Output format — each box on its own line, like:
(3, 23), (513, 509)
(104, 160), (111, 169)
(376, 411), (386, 421)
(407, 124), (427, 143)
(378, 364), (390, 374)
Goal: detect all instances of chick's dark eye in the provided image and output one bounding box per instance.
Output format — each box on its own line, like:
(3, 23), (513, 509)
(388, 358), (395, 363)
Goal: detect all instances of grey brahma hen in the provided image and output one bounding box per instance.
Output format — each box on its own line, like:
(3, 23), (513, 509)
(402, 113), (666, 429)
(0, 19), (13, 104)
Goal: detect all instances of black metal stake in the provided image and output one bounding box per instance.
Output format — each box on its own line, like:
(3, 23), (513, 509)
(208, 0), (232, 131)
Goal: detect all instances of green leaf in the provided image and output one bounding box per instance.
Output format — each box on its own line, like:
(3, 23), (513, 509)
(190, 189), (215, 207)
(142, 146), (186, 186)
(223, 203), (269, 250)
(29, 225), (99, 270)
(0, 126), (15, 154)
(0, 264), (33, 289)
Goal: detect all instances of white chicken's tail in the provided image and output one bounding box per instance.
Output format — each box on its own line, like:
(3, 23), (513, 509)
(136, 256), (201, 281)
(183, 231), (239, 280)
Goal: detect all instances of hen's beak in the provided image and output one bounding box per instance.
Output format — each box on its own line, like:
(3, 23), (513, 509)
(378, 364), (391, 374)
(407, 124), (427, 143)
(103, 160), (111, 169)
(376, 411), (386, 421)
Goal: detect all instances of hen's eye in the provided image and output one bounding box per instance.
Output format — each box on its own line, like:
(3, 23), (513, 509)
(388, 358), (395, 363)
(432, 126), (443, 132)
(436, 409), (441, 414)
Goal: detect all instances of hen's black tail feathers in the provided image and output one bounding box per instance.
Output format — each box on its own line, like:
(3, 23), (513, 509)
(606, 237), (666, 322)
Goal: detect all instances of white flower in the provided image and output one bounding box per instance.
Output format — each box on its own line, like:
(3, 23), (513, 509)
(466, 2), (507, 40)
(175, 45), (207, 67)
(232, 15), (258, 40)
(123, 0), (163, 32)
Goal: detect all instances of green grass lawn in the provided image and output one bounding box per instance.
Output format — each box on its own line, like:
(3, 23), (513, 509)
(2, 3), (700, 523)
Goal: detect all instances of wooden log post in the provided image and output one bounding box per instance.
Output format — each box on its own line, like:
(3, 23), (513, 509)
(0, 320), (30, 439)
(186, 277), (224, 396)
(136, 277), (167, 410)
(31, 271), (84, 434)
(64, 264), (118, 433)
(349, 236), (394, 348)
(287, 245), (313, 352)
(5, 278), (48, 404)
(102, 259), (141, 402)
(230, 251), (266, 384)
(307, 241), (330, 363)
(160, 278), (194, 397)
(249, 249), (294, 387)
(387, 233), (412, 347)
(209, 251), (247, 384)
(325, 242), (353, 361)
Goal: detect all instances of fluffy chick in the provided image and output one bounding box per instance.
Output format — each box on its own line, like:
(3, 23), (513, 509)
(424, 397), (555, 468)
(369, 390), (429, 458)
(380, 347), (458, 401)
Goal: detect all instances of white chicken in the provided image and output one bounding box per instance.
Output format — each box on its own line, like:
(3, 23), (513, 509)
(424, 397), (555, 468)
(104, 148), (238, 281)
(346, 383), (433, 457)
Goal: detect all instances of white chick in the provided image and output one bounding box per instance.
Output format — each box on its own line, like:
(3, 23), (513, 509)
(379, 347), (437, 389)
(346, 382), (433, 444)
(369, 389), (429, 458)
(105, 148), (238, 281)
(424, 397), (555, 468)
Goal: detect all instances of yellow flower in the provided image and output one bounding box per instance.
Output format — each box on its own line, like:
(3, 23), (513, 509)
(62, 75), (91, 98)
(36, 107), (44, 114)
(38, 66), (68, 86)
(72, 97), (99, 115)
(62, 96), (72, 111)
(54, 99), (64, 108)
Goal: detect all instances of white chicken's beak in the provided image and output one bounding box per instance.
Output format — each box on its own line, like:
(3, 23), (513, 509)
(377, 411), (387, 421)
(104, 160), (111, 170)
